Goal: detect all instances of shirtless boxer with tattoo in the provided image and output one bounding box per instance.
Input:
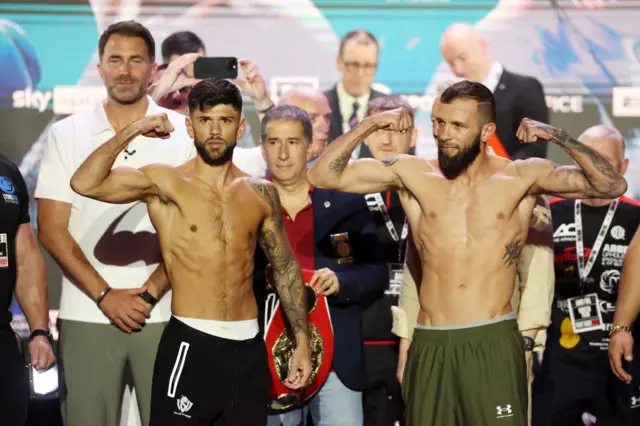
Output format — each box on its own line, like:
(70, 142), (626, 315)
(70, 78), (312, 426)
(307, 80), (627, 426)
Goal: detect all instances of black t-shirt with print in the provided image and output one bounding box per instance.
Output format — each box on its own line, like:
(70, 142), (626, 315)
(546, 196), (640, 371)
(0, 155), (31, 328)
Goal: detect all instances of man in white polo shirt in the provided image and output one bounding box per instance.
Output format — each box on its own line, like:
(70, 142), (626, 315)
(35, 21), (194, 426)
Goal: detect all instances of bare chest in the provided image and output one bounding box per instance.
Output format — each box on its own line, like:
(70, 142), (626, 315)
(160, 183), (262, 248)
(409, 179), (532, 242)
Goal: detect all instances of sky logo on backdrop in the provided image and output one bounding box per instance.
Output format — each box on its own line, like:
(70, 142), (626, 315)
(0, 18), (41, 100)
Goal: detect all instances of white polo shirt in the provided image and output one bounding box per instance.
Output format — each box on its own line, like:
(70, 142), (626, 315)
(35, 97), (196, 324)
(233, 146), (267, 178)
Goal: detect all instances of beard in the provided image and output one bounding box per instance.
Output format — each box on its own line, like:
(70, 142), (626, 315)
(107, 78), (146, 105)
(195, 138), (235, 166)
(437, 134), (482, 179)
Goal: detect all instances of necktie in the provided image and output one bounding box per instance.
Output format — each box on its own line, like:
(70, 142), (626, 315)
(348, 102), (359, 129)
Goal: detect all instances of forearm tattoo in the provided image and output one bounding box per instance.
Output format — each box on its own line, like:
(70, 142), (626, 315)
(328, 151), (351, 173)
(548, 127), (625, 195)
(503, 238), (523, 268)
(251, 179), (308, 338)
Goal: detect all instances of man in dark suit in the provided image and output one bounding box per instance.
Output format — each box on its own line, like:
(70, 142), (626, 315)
(324, 29), (385, 159)
(422, 22), (549, 160)
(359, 95), (416, 426)
(255, 105), (388, 426)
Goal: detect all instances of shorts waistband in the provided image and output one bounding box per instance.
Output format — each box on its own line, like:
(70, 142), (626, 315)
(173, 316), (259, 341)
(415, 312), (516, 331)
(412, 313), (519, 345)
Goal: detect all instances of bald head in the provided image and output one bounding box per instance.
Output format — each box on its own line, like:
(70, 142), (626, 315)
(278, 87), (331, 160)
(278, 87), (325, 107)
(440, 22), (492, 82)
(578, 124), (627, 173)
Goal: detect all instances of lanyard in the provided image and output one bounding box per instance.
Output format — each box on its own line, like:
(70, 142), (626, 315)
(372, 192), (409, 262)
(574, 199), (618, 284)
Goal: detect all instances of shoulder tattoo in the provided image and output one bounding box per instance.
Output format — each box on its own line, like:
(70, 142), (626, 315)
(249, 178), (284, 224)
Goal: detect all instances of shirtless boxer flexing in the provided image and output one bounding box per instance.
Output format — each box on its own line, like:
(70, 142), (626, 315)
(307, 80), (627, 426)
(70, 78), (312, 426)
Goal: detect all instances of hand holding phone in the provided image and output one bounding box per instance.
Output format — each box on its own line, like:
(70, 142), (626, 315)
(232, 59), (271, 112)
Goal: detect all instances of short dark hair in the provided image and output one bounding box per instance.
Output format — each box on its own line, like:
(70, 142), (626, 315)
(367, 96), (415, 122)
(338, 29), (378, 56)
(187, 78), (242, 113)
(161, 31), (205, 62)
(99, 20), (155, 62)
(261, 105), (313, 143)
(440, 80), (496, 126)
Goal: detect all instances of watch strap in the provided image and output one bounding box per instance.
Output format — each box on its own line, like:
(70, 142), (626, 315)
(139, 290), (158, 306)
(522, 336), (535, 351)
(29, 329), (52, 343)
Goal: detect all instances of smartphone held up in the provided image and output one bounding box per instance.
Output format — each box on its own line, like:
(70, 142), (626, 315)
(193, 57), (238, 80)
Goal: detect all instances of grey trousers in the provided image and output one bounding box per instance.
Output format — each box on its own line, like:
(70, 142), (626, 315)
(58, 320), (165, 426)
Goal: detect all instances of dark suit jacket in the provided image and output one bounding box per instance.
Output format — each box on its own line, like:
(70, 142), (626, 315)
(325, 85), (385, 158)
(494, 69), (549, 160)
(254, 188), (388, 392)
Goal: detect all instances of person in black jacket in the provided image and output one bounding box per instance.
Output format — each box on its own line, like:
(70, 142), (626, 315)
(420, 22), (549, 161)
(0, 154), (55, 426)
(359, 95), (416, 426)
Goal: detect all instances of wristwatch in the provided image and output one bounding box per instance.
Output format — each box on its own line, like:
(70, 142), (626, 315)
(523, 336), (535, 352)
(139, 290), (158, 306)
(29, 329), (53, 344)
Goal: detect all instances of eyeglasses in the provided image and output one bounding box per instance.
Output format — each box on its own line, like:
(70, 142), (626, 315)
(342, 60), (378, 74)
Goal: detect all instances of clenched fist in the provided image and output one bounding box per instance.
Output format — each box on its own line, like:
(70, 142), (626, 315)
(135, 113), (175, 139)
(516, 118), (557, 143)
(369, 107), (413, 133)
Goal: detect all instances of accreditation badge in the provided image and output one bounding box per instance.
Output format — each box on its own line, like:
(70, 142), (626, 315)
(386, 263), (403, 296)
(567, 293), (604, 334)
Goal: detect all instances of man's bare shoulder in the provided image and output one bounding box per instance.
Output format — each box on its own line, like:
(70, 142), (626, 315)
(245, 177), (280, 211)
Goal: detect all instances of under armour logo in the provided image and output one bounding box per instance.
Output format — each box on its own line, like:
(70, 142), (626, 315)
(177, 395), (193, 413)
(496, 405), (513, 417)
(631, 396), (640, 408)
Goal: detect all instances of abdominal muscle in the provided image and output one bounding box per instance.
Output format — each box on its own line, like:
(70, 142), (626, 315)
(162, 241), (259, 322)
(416, 244), (518, 327)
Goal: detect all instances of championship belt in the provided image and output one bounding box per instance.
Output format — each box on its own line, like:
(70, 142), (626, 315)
(264, 266), (334, 411)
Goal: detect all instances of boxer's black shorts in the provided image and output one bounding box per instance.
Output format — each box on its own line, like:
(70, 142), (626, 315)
(150, 317), (271, 426)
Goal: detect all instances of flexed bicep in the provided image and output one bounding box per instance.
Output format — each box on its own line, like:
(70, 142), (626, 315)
(517, 158), (608, 199)
(309, 155), (404, 194)
(71, 164), (164, 204)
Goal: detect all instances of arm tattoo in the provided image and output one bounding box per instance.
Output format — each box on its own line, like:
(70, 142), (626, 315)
(547, 127), (625, 195)
(503, 239), (523, 268)
(381, 155), (399, 167)
(328, 151), (351, 173)
(548, 168), (599, 197)
(250, 179), (308, 338)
